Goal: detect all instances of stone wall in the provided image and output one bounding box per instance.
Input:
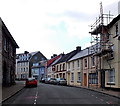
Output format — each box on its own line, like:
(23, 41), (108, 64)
(0, 18), (2, 103)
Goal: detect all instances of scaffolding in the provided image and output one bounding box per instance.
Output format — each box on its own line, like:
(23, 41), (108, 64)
(89, 2), (114, 88)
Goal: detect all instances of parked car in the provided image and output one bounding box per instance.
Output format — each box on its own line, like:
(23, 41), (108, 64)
(56, 78), (67, 85)
(40, 78), (46, 83)
(25, 77), (37, 87)
(45, 77), (51, 84)
(49, 78), (57, 84)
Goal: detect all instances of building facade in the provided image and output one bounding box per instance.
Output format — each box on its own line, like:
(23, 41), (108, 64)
(0, 18), (19, 86)
(54, 46), (81, 79)
(46, 54), (61, 78)
(90, 10), (120, 89)
(67, 46), (100, 88)
(16, 51), (30, 80)
(102, 14), (120, 89)
(16, 51), (47, 80)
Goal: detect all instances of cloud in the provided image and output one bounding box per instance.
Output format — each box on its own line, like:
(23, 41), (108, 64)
(0, 0), (119, 59)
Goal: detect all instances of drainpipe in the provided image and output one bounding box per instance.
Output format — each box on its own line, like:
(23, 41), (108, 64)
(87, 47), (90, 88)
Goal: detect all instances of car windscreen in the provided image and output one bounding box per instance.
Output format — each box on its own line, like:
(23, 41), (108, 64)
(27, 78), (35, 81)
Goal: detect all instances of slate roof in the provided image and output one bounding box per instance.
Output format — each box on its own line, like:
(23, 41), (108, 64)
(1, 18), (19, 48)
(56, 49), (80, 64)
(107, 14), (120, 28)
(68, 44), (100, 62)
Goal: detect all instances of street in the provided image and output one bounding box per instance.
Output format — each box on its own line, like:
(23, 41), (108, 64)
(2, 83), (120, 104)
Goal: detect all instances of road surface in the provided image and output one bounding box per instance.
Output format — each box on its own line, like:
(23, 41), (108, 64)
(2, 83), (120, 104)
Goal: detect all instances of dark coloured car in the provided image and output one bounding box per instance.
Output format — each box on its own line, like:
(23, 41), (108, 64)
(25, 77), (37, 87)
(41, 78), (46, 83)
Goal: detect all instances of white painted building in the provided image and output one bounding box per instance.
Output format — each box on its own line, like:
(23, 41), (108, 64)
(16, 51), (30, 79)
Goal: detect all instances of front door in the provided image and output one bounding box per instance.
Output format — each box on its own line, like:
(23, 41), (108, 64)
(67, 73), (70, 85)
(101, 71), (105, 88)
(84, 73), (87, 86)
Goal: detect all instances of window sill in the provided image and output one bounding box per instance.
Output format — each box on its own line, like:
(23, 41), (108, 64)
(107, 82), (115, 85)
(77, 81), (81, 83)
(71, 81), (74, 82)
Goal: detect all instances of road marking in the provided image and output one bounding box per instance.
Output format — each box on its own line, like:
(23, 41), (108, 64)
(106, 102), (110, 104)
(34, 102), (36, 104)
(33, 87), (38, 104)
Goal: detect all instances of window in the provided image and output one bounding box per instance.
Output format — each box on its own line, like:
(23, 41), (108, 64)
(4, 37), (7, 51)
(21, 68), (23, 72)
(72, 61), (74, 69)
(57, 65), (59, 71)
(77, 60), (80, 68)
(24, 68), (25, 72)
(115, 24), (119, 36)
(68, 63), (70, 69)
(63, 63), (65, 70)
(109, 45), (114, 59)
(108, 69), (115, 83)
(71, 73), (74, 81)
(91, 56), (95, 66)
(77, 72), (81, 82)
(33, 63), (39, 66)
(84, 58), (87, 67)
(89, 73), (98, 84)
(60, 64), (61, 71)
(26, 67), (28, 72)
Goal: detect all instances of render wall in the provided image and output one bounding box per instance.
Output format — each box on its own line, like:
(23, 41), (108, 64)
(104, 19), (120, 88)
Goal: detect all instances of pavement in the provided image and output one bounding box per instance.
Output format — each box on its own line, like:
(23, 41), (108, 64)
(79, 86), (120, 99)
(2, 81), (25, 103)
(1, 81), (120, 104)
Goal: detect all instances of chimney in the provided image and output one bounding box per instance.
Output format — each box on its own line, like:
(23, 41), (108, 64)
(51, 54), (57, 59)
(24, 51), (29, 54)
(76, 46), (81, 52)
(53, 54), (57, 57)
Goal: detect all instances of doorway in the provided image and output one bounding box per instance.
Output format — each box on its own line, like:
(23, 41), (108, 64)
(84, 73), (87, 86)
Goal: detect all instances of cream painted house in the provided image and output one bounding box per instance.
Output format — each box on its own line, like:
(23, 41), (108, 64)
(67, 58), (81, 86)
(90, 12), (120, 89)
(67, 46), (100, 88)
(102, 14), (120, 89)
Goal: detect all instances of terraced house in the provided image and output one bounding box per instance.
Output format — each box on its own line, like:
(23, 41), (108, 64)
(67, 45), (100, 88)
(102, 14), (120, 89)
(54, 46), (81, 79)
(46, 54), (61, 78)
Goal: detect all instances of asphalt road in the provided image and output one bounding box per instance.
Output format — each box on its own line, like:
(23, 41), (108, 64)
(2, 83), (120, 104)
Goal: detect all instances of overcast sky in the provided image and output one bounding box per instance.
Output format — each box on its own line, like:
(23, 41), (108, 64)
(0, 0), (119, 59)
